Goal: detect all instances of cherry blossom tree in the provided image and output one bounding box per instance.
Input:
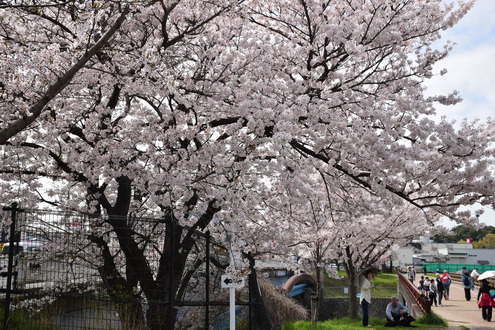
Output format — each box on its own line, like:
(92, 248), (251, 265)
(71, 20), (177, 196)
(1, 1), (258, 328)
(0, 1), (130, 144)
(245, 0), (495, 219)
(241, 167), (432, 320)
(1, 0), (495, 328)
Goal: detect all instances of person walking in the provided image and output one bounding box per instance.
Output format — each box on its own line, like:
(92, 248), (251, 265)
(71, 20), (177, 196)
(360, 270), (374, 327)
(429, 278), (438, 307)
(461, 272), (475, 301)
(418, 276), (425, 293)
(407, 266), (416, 284)
(422, 265), (427, 275)
(423, 276), (431, 300)
(477, 279), (495, 322)
(436, 275), (445, 306)
(440, 270), (451, 299)
(471, 268), (480, 281)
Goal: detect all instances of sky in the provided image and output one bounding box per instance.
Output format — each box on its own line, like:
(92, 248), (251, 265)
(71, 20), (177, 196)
(425, 0), (495, 228)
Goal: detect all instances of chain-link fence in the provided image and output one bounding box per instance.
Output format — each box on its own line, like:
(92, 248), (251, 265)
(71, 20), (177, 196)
(322, 286), (397, 298)
(0, 204), (270, 329)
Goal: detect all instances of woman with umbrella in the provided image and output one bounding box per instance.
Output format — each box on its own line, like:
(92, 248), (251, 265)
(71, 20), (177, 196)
(360, 269), (375, 327)
(477, 279), (495, 322)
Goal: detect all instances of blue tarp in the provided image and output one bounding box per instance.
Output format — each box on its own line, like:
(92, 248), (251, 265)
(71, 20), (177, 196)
(289, 283), (307, 297)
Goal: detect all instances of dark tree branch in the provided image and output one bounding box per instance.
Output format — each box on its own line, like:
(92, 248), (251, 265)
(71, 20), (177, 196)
(0, 5), (130, 144)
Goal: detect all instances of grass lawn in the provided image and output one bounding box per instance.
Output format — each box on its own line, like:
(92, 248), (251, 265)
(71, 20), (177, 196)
(283, 271), (452, 329)
(282, 312), (448, 329)
(323, 271), (398, 298)
(0, 307), (52, 330)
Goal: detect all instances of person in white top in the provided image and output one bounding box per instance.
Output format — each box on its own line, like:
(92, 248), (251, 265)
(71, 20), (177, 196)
(360, 270), (374, 327)
(429, 279), (438, 307)
(423, 276), (431, 299)
(471, 268), (480, 280)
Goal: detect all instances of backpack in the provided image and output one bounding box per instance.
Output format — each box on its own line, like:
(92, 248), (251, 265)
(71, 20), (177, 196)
(463, 276), (470, 286)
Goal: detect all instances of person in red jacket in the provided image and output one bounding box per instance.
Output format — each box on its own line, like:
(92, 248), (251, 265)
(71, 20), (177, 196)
(440, 270), (451, 298)
(477, 279), (495, 322)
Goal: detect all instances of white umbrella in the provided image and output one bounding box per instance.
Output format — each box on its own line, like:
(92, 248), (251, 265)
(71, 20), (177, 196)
(477, 270), (495, 281)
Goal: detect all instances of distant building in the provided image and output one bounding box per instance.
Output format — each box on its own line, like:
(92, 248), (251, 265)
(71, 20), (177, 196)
(391, 236), (495, 270)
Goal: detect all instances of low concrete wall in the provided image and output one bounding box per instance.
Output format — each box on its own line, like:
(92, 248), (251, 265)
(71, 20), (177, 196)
(398, 287), (424, 319)
(41, 295), (122, 329)
(319, 297), (390, 321)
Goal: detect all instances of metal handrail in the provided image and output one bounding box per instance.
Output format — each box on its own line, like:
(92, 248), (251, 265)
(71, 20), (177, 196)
(397, 272), (431, 314)
(450, 273), (495, 287)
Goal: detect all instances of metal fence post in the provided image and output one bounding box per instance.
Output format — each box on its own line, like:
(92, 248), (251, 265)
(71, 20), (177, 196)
(205, 231), (210, 329)
(167, 220), (175, 330)
(3, 202), (20, 330)
(247, 252), (255, 330)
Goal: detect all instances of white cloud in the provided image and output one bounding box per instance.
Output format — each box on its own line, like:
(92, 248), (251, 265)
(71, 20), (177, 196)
(427, 43), (495, 122)
(425, 0), (495, 122)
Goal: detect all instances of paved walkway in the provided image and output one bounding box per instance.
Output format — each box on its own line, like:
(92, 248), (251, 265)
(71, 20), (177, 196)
(431, 282), (494, 330)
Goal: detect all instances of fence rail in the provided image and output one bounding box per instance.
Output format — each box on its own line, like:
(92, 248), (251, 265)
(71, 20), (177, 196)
(449, 273), (495, 287)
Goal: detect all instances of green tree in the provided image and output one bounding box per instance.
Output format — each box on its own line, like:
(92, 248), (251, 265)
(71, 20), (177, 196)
(432, 225), (495, 244)
(473, 233), (495, 249)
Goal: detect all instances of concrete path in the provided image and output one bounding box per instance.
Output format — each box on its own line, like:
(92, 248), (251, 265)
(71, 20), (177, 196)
(431, 282), (494, 330)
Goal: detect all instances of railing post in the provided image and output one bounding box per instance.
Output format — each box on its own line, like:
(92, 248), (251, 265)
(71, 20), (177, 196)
(3, 202), (21, 330)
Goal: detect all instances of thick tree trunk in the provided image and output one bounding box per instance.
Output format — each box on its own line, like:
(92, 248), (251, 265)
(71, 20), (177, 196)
(148, 265), (186, 330)
(348, 274), (358, 319)
(146, 303), (172, 330)
(97, 181), (218, 329)
(311, 264), (321, 326)
(91, 232), (147, 329)
(114, 300), (146, 330)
